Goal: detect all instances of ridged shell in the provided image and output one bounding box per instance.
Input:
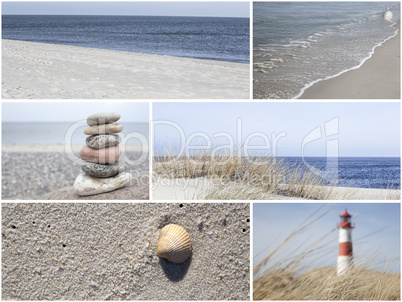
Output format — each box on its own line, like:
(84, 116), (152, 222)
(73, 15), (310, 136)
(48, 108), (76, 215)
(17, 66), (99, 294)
(157, 224), (192, 264)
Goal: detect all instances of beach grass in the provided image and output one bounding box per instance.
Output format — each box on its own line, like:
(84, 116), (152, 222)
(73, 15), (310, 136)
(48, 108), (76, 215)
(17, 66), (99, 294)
(254, 266), (400, 300)
(153, 152), (400, 200)
(253, 208), (401, 300)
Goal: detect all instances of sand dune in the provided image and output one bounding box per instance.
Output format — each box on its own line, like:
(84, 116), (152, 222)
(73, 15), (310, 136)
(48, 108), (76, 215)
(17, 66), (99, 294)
(2, 39), (250, 99)
(152, 175), (399, 200)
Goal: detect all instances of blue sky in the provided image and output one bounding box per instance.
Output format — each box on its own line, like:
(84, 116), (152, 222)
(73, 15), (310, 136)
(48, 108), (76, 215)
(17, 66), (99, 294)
(254, 203), (400, 274)
(2, 2), (250, 18)
(153, 102), (400, 157)
(2, 102), (149, 123)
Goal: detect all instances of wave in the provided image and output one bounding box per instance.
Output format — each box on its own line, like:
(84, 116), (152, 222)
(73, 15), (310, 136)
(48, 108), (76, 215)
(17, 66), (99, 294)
(294, 21), (399, 99)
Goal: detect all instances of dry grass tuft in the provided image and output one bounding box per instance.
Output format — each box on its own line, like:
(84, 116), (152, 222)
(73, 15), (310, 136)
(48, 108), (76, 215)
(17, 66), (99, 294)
(154, 152), (400, 200)
(254, 266), (400, 300)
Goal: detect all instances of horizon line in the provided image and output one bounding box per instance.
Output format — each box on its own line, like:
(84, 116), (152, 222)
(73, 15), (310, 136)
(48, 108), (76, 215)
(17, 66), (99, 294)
(2, 14), (249, 18)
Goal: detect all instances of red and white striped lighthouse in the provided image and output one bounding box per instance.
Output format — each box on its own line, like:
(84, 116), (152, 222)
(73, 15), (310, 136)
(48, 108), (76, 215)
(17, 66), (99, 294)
(337, 209), (354, 276)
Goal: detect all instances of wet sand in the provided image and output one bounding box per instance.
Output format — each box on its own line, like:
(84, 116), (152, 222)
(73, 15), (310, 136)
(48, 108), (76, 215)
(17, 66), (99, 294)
(300, 25), (400, 99)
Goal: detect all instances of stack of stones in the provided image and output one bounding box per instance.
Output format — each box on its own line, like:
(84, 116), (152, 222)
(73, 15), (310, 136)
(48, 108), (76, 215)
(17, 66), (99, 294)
(73, 112), (131, 196)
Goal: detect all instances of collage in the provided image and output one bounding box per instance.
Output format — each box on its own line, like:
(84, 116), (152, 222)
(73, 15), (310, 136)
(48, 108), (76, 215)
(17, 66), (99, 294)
(1, 0), (401, 301)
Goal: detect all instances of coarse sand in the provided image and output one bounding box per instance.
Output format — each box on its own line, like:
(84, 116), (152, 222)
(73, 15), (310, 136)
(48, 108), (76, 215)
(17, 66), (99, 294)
(2, 203), (250, 300)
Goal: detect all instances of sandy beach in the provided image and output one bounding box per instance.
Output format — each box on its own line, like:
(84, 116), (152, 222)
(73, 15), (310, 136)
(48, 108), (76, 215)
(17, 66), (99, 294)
(152, 175), (304, 200)
(2, 39), (250, 99)
(2, 144), (149, 200)
(2, 203), (250, 300)
(299, 25), (400, 99)
(152, 175), (400, 200)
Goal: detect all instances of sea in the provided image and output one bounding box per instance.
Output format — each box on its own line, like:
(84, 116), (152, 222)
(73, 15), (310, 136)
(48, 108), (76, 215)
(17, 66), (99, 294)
(2, 122), (149, 145)
(2, 15), (249, 63)
(282, 157), (400, 190)
(253, 2), (400, 99)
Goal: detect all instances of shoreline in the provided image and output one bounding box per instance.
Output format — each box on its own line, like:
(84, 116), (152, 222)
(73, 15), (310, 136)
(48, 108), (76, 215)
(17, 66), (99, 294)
(299, 23), (400, 99)
(2, 39), (249, 99)
(3, 38), (248, 64)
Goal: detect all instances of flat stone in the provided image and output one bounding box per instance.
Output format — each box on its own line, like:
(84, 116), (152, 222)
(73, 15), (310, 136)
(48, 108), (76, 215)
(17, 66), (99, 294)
(84, 123), (123, 135)
(73, 172), (131, 196)
(39, 171), (149, 200)
(82, 161), (126, 178)
(86, 134), (121, 149)
(87, 112), (121, 126)
(80, 145), (121, 164)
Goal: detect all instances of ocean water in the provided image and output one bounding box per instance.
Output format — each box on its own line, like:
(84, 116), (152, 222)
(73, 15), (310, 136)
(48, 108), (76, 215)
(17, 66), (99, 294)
(281, 157), (400, 190)
(253, 2), (400, 99)
(2, 15), (249, 63)
(2, 122), (149, 145)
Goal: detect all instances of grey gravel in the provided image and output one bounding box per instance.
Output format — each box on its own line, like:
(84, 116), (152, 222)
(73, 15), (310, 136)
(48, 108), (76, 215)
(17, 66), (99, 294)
(2, 151), (148, 200)
(2, 203), (250, 300)
(81, 161), (126, 178)
(86, 134), (121, 149)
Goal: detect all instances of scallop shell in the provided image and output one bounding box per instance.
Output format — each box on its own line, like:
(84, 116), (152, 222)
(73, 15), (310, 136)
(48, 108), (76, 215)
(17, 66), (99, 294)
(157, 224), (192, 264)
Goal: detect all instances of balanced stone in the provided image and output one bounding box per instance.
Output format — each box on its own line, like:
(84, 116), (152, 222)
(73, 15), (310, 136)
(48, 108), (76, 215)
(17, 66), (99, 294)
(82, 161), (126, 178)
(73, 172), (131, 196)
(80, 145), (121, 164)
(87, 112), (121, 126)
(84, 123), (123, 135)
(86, 134), (121, 149)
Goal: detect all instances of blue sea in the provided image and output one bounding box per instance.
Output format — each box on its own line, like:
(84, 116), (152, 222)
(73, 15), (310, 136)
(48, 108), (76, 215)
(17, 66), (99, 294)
(2, 15), (249, 63)
(282, 157), (400, 190)
(253, 2), (400, 98)
(2, 122), (149, 145)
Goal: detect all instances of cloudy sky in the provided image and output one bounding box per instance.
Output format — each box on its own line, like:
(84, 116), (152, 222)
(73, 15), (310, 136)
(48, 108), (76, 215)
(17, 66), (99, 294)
(254, 203), (400, 274)
(2, 2), (250, 18)
(2, 102), (149, 123)
(153, 102), (400, 157)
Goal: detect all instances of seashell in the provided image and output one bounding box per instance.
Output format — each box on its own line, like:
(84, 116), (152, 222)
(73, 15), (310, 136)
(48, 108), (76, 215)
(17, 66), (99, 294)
(157, 224), (192, 264)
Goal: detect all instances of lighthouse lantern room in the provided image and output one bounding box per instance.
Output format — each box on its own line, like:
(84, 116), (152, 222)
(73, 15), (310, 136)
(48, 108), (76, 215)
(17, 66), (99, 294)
(337, 209), (354, 276)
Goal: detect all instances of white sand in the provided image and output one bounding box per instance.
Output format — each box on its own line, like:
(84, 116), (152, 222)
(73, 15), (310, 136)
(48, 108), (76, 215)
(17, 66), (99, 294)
(330, 186), (400, 200)
(2, 39), (250, 99)
(152, 176), (214, 200)
(152, 176), (400, 200)
(152, 176), (304, 200)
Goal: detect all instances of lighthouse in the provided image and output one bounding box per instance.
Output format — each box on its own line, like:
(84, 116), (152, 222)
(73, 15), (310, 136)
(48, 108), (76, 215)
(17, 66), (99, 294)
(337, 209), (354, 276)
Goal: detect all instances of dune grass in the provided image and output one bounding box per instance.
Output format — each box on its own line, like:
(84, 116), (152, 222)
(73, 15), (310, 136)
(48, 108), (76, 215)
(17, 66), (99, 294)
(153, 152), (400, 200)
(254, 266), (400, 300)
(253, 207), (400, 300)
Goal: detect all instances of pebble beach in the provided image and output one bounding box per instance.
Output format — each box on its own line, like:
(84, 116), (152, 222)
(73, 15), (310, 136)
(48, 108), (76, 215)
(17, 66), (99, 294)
(2, 146), (149, 200)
